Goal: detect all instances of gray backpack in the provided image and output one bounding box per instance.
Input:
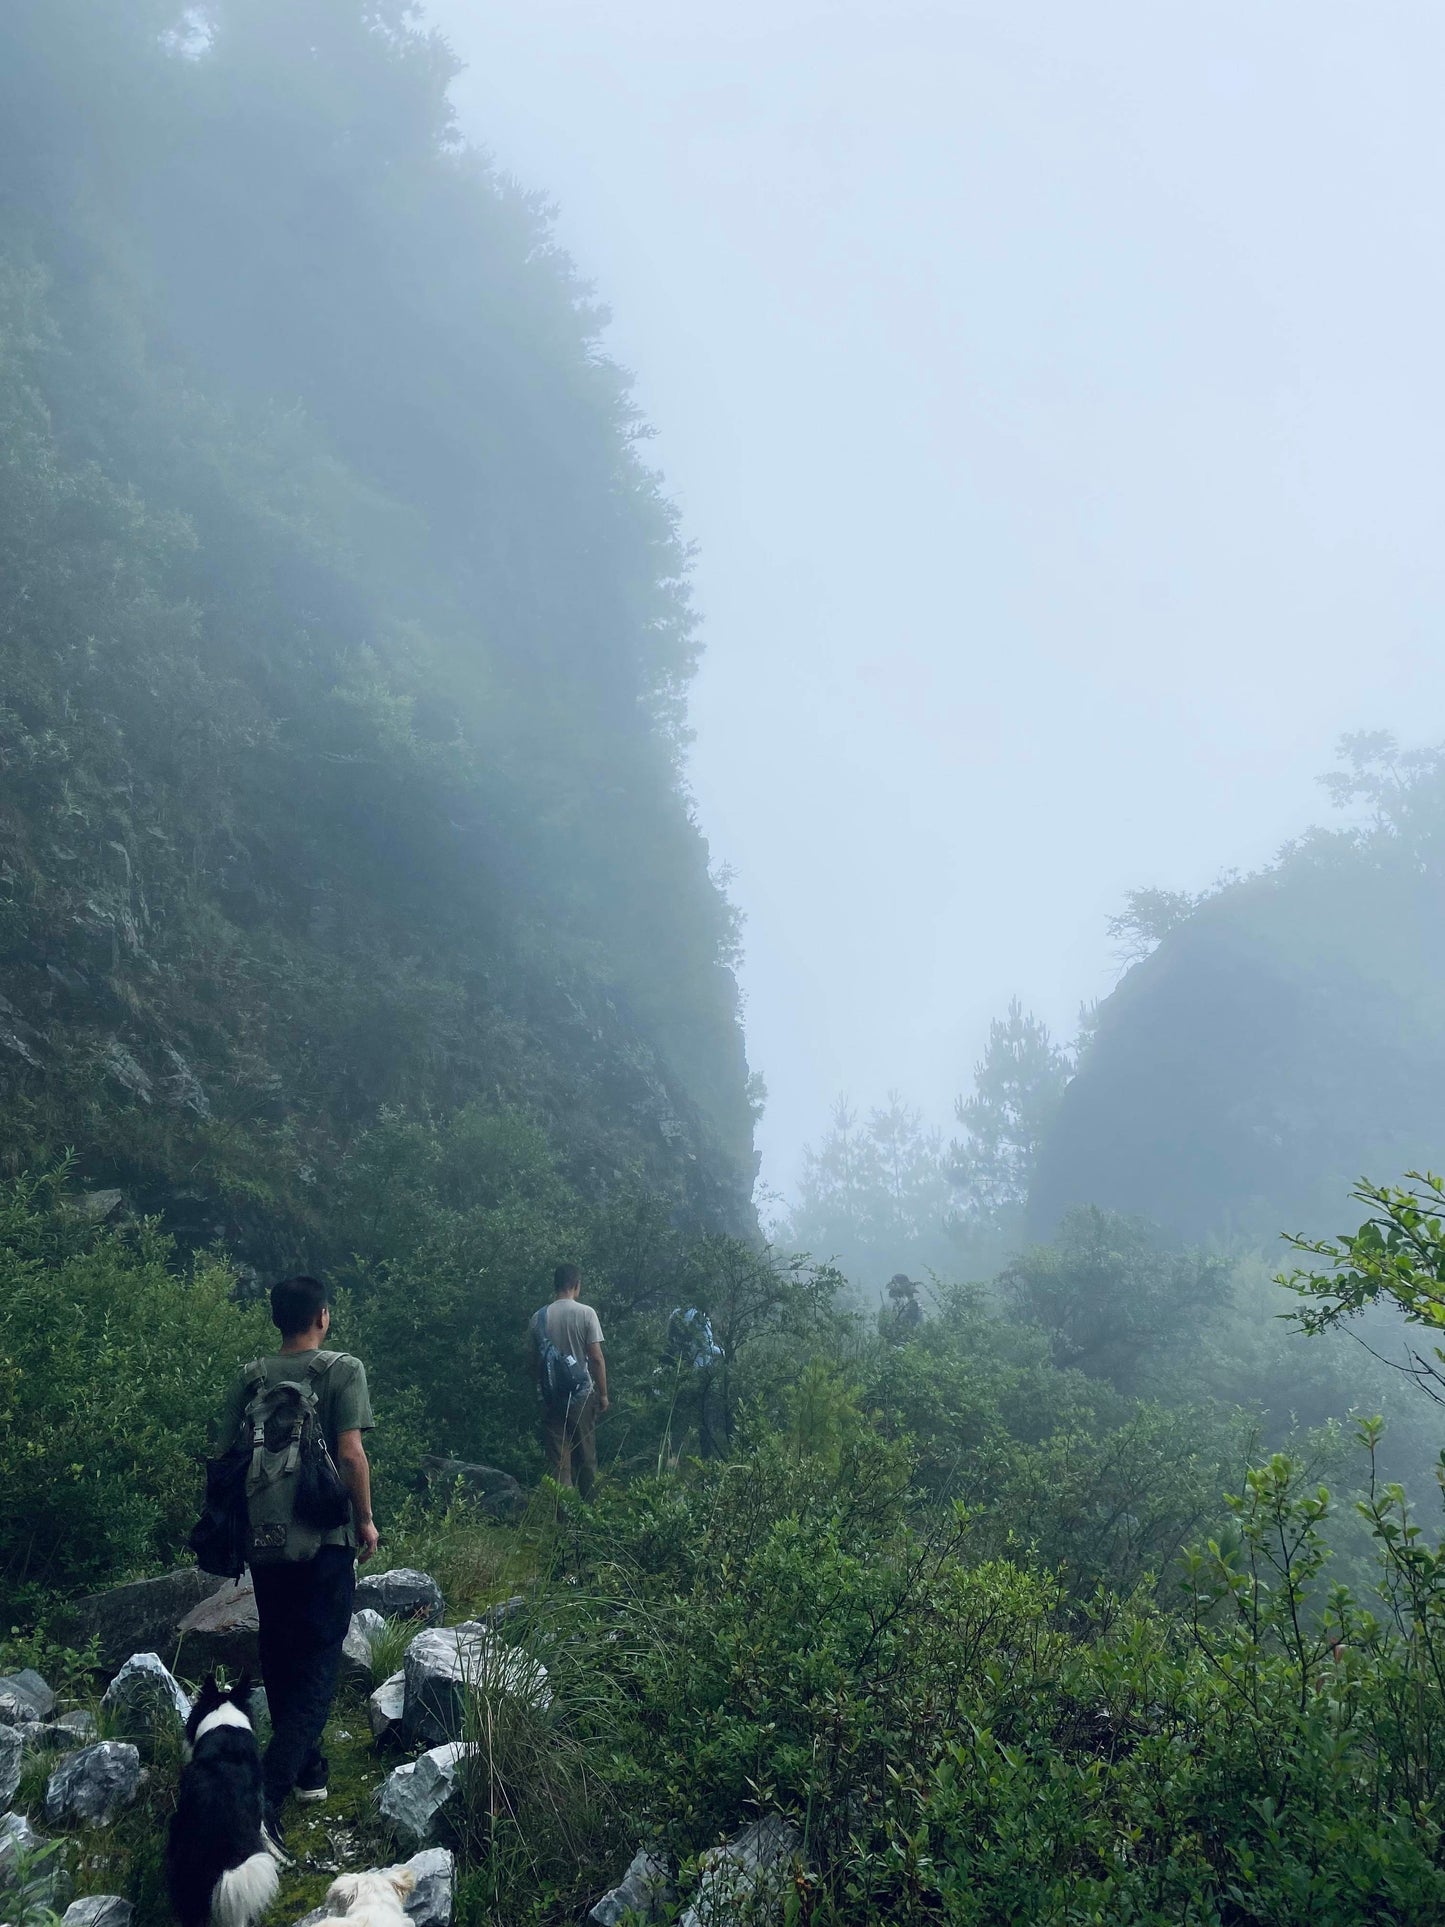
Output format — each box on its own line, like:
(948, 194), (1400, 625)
(239, 1352), (350, 1564)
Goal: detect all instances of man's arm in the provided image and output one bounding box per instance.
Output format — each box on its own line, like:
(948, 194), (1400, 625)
(336, 1428), (379, 1562)
(587, 1342), (609, 1413)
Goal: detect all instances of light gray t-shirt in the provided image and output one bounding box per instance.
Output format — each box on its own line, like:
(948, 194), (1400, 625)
(539, 1298), (604, 1362)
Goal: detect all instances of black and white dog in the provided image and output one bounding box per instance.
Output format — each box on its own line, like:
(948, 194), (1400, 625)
(166, 1674), (281, 1927)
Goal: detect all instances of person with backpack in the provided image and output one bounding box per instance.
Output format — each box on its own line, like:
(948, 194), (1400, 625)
(530, 1263), (608, 1499)
(213, 1275), (377, 1849)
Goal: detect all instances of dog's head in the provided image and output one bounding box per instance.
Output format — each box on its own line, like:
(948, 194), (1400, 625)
(324, 1866), (418, 1913)
(183, 1670), (257, 1755)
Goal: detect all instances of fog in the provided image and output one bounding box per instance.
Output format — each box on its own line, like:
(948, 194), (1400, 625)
(426, 0), (1445, 1202)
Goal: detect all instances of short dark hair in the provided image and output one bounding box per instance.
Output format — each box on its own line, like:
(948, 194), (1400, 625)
(553, 1263), (582, 1295)
(270, 1274), (328, 1337)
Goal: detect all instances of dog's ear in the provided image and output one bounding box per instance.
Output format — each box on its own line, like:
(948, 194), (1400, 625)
(194, 1673), (222, 1711)
(230, 1669), (254, 1704)
(326, 1872), (362, 1907)
(388, 1867), (418, 1898)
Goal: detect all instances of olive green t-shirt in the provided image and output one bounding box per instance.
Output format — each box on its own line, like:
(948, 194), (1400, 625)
(216, 1348), (374, 1551)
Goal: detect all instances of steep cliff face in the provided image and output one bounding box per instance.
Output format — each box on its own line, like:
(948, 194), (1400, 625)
(0, 1), (757, 1259)
(1031, 785), (1445, 1246)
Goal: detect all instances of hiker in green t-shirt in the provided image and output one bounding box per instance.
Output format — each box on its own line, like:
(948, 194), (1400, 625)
(216, 1275), (377, 1851)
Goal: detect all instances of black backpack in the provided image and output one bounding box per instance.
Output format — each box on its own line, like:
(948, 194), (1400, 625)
(531, 1307), (593, 1413)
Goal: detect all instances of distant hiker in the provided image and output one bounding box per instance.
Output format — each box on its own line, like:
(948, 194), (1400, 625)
(886, 1272), (924, 1334)
(214, 1275), (377, 1850)
(531, 1263), (608, 1499)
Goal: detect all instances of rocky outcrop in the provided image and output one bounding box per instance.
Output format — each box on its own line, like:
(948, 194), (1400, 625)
(679, 1818), (801, 1927)
(402, 1626), (550, 1749)
(45, 1743), (143, 1827)
(377, 1743), (477, 1847)
(56, 1566), (229, 1671)
(419, 1459), (525, 1521)
(101, 1653), (191, 1741)
(175, 1575), (259, 1674)
(0, 1669), (56, 1723)
(589, 1848), (673, 1926)
(355, 1570), (443, 1625)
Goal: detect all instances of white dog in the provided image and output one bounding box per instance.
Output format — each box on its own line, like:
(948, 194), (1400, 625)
(310, 1866), (417, 1927)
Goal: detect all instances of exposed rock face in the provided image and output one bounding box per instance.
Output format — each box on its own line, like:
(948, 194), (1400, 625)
(419, 1459), (525, 1521)
(293, 1847), (454, 1927)
(369, 1670), (406, 1744)
(355, 1569), (443, 1625)
(175, 1574), (259, 1673)
(0, 1668), (56, 1723)
(679, 1817), (801, 1927)
(402, 1626), (550, 1749)
(57, 1566), (229, 1671)
(45, 1742), (142, 1826)
(377, 1743), (477, 1847)
(0, 1723), (21, 1808)
(61, 1897), (135, 1926)
(589, 1848), (673, 1926)
(0, 1809), (70, 1913)
(341, 1608), (388, 1688)
(101, 1653), (192, 1740)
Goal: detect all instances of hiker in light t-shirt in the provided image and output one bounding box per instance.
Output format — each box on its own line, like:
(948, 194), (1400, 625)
(531, 1263), (608, 1498)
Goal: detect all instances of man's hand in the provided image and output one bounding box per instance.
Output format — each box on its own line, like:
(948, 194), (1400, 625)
(356, 1518), (380, 1563)
(599, 1394), (610, 1414)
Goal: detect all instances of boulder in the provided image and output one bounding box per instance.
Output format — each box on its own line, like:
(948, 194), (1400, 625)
(0, 1725), (21, 1809)
(0, 1810), (70, 1914)
(589, 1848), (673, 1926)
(479, 1595), (529, 1630)
(354, 1569), (443, 1625)
(61, 1898), (134, 1927)
(369, 1670), (406, 1743)
(101, 1653), (191, 1741)
(175, 1574), (259, 1674)
(419, 1458), (525, 1522)
(45, 1742), (142, 1826)
(679, 1817), (801, 1927)
(377, 1743), (477, 1847)
(19, 1712), (99, 1757)
(402, 1626), (550, 1749)
(293, 1847), (454, 1927)
(341, 1608), (388, 1688)
(0, 1668), (56, 1723)
(56, 1566), (230, 1671)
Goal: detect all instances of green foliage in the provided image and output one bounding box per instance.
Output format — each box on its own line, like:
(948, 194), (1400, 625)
(0, 1170), (268, 1617)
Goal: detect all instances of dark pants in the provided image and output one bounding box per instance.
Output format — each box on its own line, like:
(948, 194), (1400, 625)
(251, 1545), (355, 1812)
(543, 1391), (598, 1498)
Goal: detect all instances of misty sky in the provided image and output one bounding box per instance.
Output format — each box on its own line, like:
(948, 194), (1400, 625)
(425, 0), (1445, 1203)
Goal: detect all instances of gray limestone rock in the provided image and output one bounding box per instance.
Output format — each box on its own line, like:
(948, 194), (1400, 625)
(418, 1458), (525, 1522)
(589, 1848), (673, 1926)
(19, 1712), (99, 1757)
(61, 1897), (135, 1927)
(0, 1725), (21, 1809)
(0, 1668), (56, 1724)
(56, 1566), (229, 1672)
(45, 1742), (143, 1827)
(101, 1654), (191, 1741)
(402, 1626), (550, 1749)
(369, 1670), (406, 1743)
(679, 1817), (801, 1927)
(341, 1608), (388, 1688)
(0, 1809), (71, 1914)
(174, 1575), (259, 1674)
(377, 1743), (477, 1847)
(354, 1569), (443, 1625)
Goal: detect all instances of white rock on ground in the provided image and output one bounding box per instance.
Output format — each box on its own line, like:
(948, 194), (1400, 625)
(61, 1897), (135, 1926)
(678, 1817), (801, 1927)
(293, 1847), (455, 1927)
(341, 1608), (388, 1688)
(0, 1725), (21, 1809)
(101, 1653), (191, 1737)
(377, 1743), (477, 1847)
(369, 1670), (406, 1743)
(45, 1742), (143, 1827)
(354, 1569), (443, 1624)
(402, 1625), (550, 1748)
(0, 1668), (56, 1723)
(589, 1848), (673, 1926)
